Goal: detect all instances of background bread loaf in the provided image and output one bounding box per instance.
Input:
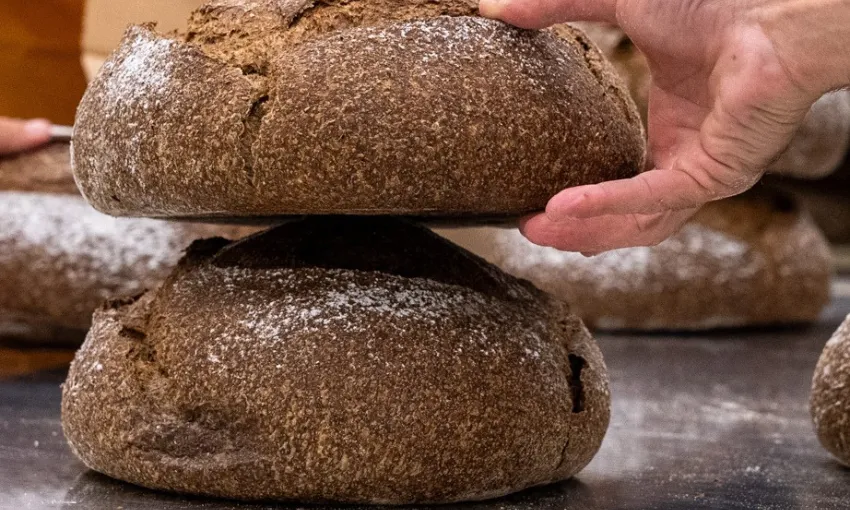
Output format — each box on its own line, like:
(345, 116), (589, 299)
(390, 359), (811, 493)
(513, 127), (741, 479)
(0, 143), (255, 345)
(0, 142), (79, 195)
(437, 189), (832, 331)
(766, 163), (850, 244)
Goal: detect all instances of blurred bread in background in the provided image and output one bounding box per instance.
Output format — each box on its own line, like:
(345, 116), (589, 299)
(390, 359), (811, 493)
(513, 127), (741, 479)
(767, 165), (850, 246)
(0, 141), (79, 194)
(436, 188), (833, 331)
(0, 142), (257, 346)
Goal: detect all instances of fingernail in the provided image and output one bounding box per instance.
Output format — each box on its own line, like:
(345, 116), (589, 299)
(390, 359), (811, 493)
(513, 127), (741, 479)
(24, 119), (51, 138)
(478, 0), (507, 18)
(547, 203), (573, 221)
(545, 196), (583, 223)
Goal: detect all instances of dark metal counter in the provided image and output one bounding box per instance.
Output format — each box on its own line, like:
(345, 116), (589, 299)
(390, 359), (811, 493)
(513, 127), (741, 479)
(3, 292), (850, 510)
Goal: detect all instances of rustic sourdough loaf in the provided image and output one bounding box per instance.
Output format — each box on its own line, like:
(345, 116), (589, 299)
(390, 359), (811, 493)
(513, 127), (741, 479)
(437, 189), (832, 330)
(0, 143), (255, 345)
(811, 315), (850, 466)
(62, 216), (610, 503)
(72, 0), (644, 221)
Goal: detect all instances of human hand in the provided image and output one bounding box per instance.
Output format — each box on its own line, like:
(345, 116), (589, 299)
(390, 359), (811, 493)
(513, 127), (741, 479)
(480, 0), (843, 252)
(0, 117), (52, 156)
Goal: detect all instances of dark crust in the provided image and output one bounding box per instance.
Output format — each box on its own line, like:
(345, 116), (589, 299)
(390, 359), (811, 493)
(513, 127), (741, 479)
(559, 22), (650, 127)
(204, 216), (536, 298)
(61, 216), (610, 503)
(0, 142), (78, 195)
(130, 212), (523, 228)
(811, 316), (850, 466)
(184, 0), (482, 69)
(73, 0), (644, 219)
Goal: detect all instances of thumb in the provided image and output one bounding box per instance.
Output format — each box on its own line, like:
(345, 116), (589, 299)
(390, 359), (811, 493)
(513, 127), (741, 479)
(479, 0), (619, 29)
(0, 118), (52, 155)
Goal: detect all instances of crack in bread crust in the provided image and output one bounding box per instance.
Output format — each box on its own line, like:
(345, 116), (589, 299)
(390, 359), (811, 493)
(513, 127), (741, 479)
(73, 0), (644, 220)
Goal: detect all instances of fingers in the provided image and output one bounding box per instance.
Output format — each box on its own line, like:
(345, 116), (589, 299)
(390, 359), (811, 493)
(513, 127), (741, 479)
(0, 118), (52, 155)
(520, 207), (698, 253)
(478, 0), (619, 29)
(544, 162), (756, 221)
(544, 62), (788, 223)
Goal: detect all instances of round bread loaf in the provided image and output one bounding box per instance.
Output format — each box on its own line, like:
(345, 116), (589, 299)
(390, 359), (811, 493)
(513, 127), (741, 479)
(62, 216), (610, 504)
(437, 190), (832, 330)
(72, 0), (644, 221)
(811, 315), (850, 465)
(0, 192), (252, 345)
(0, 143), (255, 345)
(567, 22), (850, 179)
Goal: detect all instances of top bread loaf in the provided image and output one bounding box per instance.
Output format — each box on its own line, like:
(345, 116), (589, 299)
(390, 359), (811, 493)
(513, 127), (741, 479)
(73, 0), (645, 221)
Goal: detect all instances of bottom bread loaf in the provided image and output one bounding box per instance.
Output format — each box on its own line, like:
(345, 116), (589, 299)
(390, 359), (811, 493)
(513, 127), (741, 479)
(61, 216), (609, 504)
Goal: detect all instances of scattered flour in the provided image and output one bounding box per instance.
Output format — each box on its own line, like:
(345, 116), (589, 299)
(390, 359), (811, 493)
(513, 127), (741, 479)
(101, 33), (175, 108)
(95, 29), (176, 177)
(166, 263), (554, 369)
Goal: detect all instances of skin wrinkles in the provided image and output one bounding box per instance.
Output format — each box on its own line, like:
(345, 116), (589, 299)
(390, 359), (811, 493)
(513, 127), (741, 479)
(481, 0), (845, 252)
